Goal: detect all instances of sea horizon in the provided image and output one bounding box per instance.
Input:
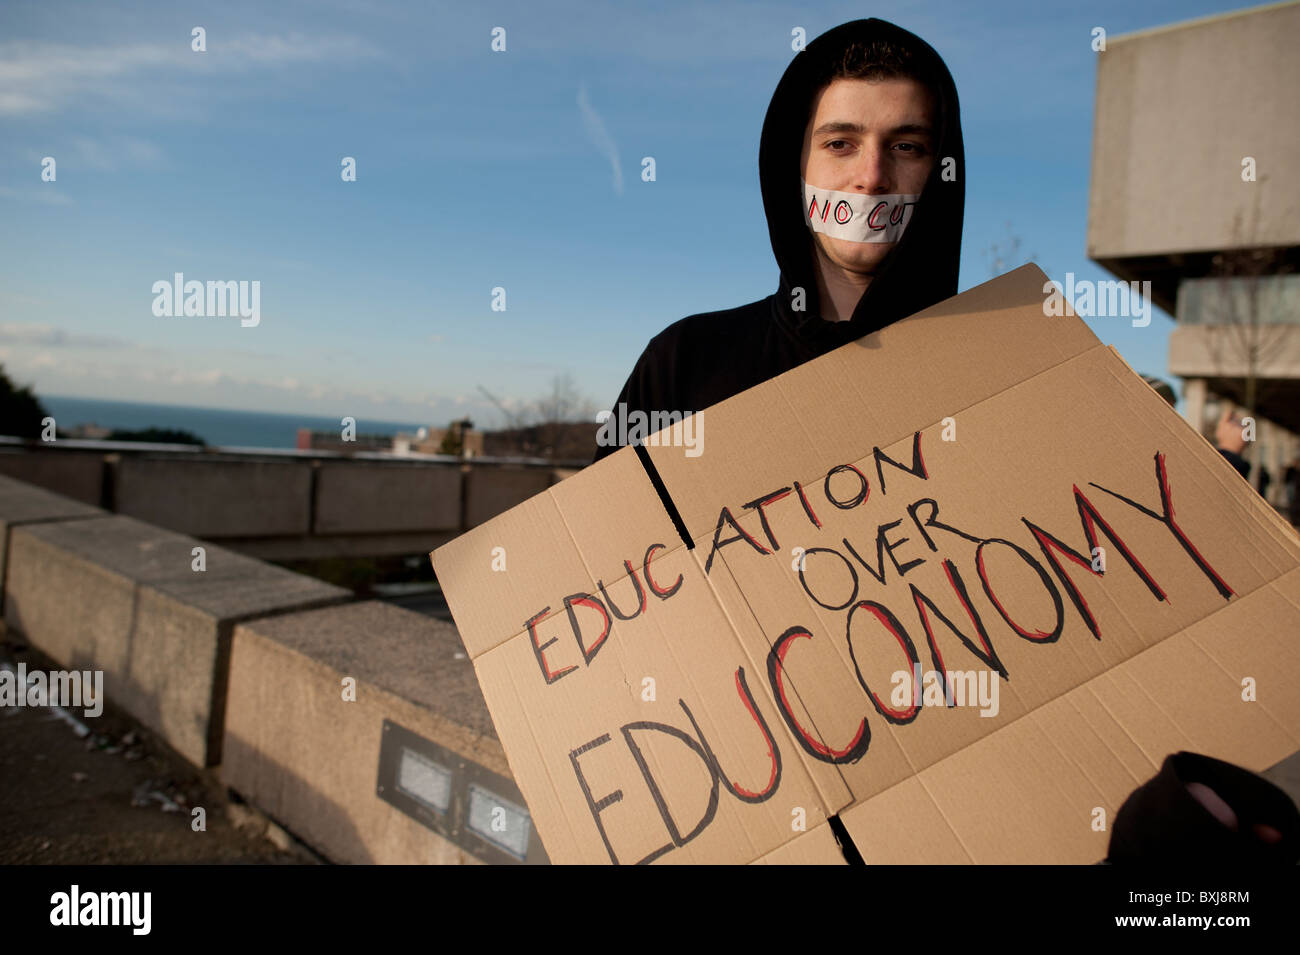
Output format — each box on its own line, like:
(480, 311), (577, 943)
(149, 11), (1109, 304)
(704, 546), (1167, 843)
(37, 394), (436, 451)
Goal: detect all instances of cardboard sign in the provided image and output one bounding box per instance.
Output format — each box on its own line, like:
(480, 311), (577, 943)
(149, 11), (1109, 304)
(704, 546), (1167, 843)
(432, 265), (1300, 864)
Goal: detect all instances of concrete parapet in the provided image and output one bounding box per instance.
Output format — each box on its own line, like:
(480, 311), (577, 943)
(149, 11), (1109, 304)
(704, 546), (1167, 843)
(0, 475), (104, 609)
(0, 450), (104, 506)
(315, 462), (461, 534)
(465, 467), (552, 528)
(222, 600), (537, 864)
(3, 515), (350, 766)
(112, 455), (312, 538)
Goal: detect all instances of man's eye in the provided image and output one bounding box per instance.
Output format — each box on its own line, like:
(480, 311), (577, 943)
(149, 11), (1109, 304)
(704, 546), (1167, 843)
(826, 139), (851, 151)
(894, 142), (926, 154)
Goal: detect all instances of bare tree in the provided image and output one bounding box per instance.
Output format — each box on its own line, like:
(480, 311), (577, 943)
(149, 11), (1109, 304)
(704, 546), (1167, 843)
(1199, 183), (1293, 481)
(477, 384), (529, 431)
(532, 372), (588, 425)
(533, 372), (595, 454)
(982, 221), (1048, 281)
(478, 374), (598, 460)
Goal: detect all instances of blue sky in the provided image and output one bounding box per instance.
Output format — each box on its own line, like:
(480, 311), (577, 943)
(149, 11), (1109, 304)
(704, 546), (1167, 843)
(0, 0), (1258, 429)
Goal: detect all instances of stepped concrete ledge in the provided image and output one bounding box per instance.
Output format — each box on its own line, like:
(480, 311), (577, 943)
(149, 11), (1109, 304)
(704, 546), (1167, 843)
(0, 475), (105, 609)
(222, 600), (514, 864)
(3, 513), (351, 766)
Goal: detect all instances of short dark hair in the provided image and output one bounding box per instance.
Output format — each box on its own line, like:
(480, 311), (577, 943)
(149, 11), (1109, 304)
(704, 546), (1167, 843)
(818, 38), (939, 92)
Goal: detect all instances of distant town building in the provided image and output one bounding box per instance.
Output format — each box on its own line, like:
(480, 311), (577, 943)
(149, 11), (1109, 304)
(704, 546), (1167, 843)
(392, 421), (485, 458)
(295, 428), (394, 454)
(1088, 0), (1300, 508)
(481, 421), (599, 462)
(62, 423), (112, 440)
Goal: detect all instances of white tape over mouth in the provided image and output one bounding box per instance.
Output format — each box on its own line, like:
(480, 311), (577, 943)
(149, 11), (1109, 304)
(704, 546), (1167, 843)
(801, 180), (919, 243)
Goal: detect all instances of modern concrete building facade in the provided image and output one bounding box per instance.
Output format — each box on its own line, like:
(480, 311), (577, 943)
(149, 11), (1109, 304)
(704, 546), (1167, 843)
(1088, 0), (1300, 508)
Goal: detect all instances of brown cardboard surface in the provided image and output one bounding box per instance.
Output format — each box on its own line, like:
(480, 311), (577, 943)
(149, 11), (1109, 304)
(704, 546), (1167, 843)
(432, 264), (1300, 864)
(841, 568), (1300, 863)
(751, 822), (847, 865)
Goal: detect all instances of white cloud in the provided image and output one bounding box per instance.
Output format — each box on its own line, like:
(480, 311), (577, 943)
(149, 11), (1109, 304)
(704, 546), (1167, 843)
(577, 83), (622, 196)
(0, 34), (381, 117)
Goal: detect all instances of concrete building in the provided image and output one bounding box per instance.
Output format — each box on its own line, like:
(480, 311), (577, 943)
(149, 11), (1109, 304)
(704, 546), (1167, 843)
(393, 421), (485, 458)
(296, 427), (394, 454)
(1088, 0), (1300, 512)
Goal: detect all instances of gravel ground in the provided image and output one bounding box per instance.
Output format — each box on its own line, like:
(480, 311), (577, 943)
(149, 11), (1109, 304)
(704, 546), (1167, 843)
(0, 638), (320, 865)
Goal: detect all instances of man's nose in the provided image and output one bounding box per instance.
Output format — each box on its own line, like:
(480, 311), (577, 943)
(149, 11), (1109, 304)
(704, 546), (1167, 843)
(850, 145), (894, 194)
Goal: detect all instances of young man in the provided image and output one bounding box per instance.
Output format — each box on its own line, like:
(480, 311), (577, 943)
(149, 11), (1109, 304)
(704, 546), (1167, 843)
(589, 18), (1300, 864)
(592, 18), (965, 462)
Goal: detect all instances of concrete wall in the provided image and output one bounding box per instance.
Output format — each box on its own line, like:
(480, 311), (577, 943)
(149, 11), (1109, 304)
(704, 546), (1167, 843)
(466, 467), (554, 528)
(1088, 2), (1300, 259)
(222, 601), (517, 864)
(0, 449), (103, 505)
(314, 462), (461, 534)
(1169, 324), (1300, 379)
(113, 455), (313, 538)
(0, 445), (568, 561)
(4, 513), (349, 765)
(0, 475), (103, 611)
(0, 473), (538, 864)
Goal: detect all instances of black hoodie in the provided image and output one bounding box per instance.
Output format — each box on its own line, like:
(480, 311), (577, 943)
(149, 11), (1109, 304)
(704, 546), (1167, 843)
(593, 18), (965, 463)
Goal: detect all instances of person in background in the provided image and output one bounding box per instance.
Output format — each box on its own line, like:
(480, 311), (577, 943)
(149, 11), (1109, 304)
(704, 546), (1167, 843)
(1214, 406), (1252, 481)
(1285, 454), (1300, 526)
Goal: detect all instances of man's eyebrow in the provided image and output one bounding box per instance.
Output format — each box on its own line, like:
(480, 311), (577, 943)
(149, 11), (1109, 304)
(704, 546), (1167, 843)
(812, 120), (935, 137)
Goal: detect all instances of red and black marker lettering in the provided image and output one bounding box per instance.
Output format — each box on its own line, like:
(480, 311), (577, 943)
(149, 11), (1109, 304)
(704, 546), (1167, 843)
(976, 537), (1065, 643)
(742, 486), (793, 551)
(703, 506), (771, 574)
(597, 559), (647, 621)
(1023, 519), (1104, 640)
(845, 600), (922, 724)
(823, 463), (871, 510)
(619, 718), (720, 855)
(642, 543), (683, 599)
(562, 593), (612, 666)
(766, 626), (871, 764)
(906, 497), (985, 552)
(569, 733), (627, 865)
(794, 479), (822, 529)
(680, 671), (783, 803)
(873, 431), (928, 495)
(524, 606), (577, 685)
(797, 545), (860, 611)
(1089, 451), (1234, 600)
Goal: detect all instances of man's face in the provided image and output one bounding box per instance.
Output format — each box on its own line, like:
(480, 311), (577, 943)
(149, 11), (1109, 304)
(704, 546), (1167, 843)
(799, 76), (937, 276)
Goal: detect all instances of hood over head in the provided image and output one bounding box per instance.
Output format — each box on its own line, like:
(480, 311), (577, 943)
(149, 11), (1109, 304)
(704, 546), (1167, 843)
(758, 18), (965, 349)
